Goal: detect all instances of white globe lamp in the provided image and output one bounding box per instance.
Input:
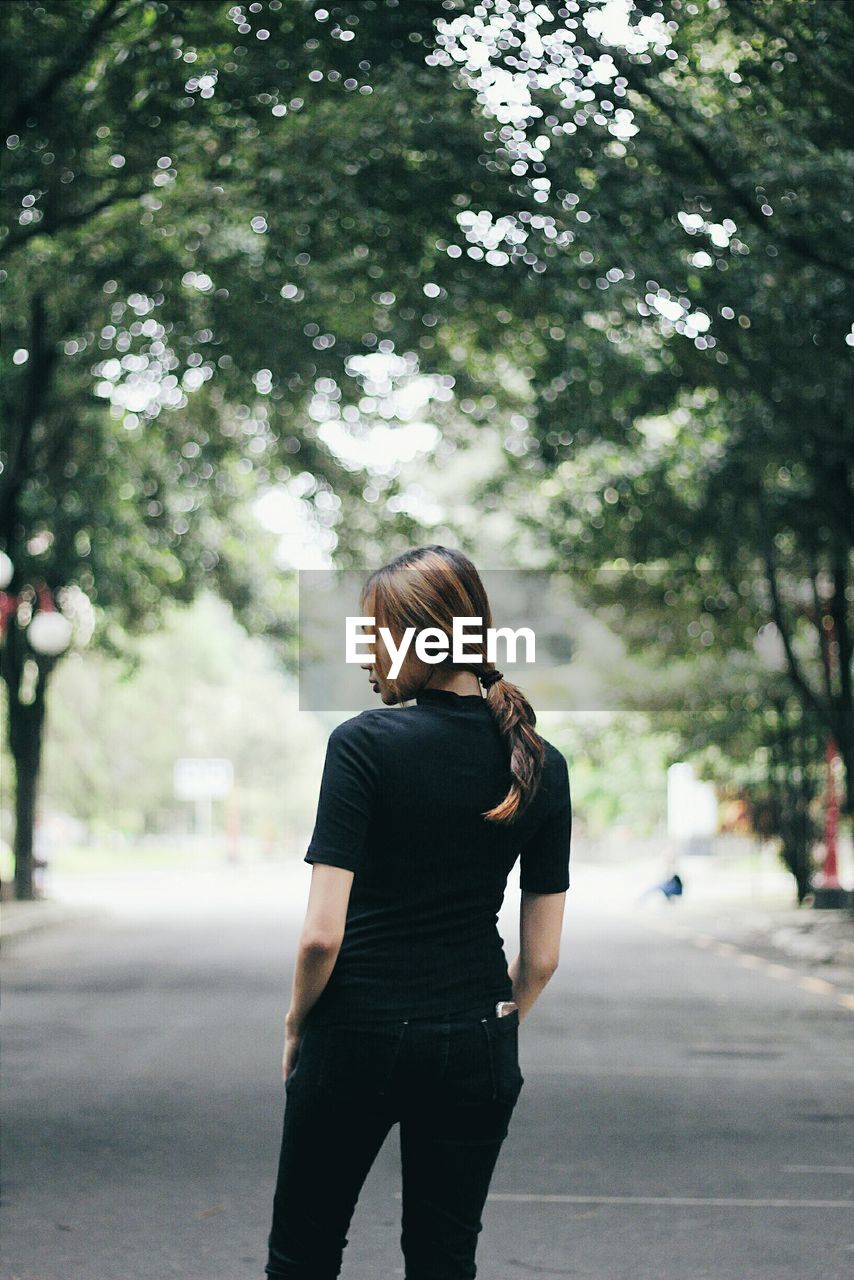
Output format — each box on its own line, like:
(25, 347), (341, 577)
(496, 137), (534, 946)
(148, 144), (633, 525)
(27, 609), (73, 657)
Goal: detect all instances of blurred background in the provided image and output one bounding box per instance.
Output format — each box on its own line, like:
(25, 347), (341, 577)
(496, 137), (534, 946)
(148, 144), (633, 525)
(1, 0), (850, 916)
(1, 4), (852, 1275)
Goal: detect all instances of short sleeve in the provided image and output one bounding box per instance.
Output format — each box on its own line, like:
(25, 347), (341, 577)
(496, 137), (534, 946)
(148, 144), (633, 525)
(304, 716), (378, 874)
(519, 753), (571, 894)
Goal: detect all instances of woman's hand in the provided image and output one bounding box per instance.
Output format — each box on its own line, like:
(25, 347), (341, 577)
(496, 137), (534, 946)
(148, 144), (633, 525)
(282, 1016), (303, 1085)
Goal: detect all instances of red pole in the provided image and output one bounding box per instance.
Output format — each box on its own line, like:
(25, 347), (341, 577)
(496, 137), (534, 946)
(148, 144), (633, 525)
(819, 735), (842, 889)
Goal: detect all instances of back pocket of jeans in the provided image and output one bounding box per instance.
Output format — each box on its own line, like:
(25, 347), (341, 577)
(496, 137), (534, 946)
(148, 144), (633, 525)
(442, 1022), (497, 1106)
(315, 1021), (408, 1097)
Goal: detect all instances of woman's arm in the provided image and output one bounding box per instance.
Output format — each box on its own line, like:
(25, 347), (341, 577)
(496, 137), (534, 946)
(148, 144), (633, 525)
(282, 718), (378, 1079)
(281, 864), (354, 1082)
(286, 863), (354, 1032)
(507, 889), (566, 1021)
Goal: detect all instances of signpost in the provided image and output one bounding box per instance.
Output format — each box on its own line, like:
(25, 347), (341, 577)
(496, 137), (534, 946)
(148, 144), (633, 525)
(173, 758), (234, 839)
(667, 762), (718, 855)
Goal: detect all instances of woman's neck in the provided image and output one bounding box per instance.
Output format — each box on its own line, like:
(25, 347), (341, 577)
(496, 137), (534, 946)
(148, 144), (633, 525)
(421, 670), (482, 697)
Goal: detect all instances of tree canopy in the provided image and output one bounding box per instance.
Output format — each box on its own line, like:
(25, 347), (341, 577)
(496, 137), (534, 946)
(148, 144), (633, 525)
(1, 0), (851, 898)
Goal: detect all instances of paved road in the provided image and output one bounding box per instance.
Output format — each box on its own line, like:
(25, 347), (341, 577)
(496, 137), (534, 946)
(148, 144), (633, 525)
(2, 863), (853, 1280)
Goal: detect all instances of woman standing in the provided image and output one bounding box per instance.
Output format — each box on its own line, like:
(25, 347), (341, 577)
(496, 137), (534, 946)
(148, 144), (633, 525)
(265, 545), (571, 1279)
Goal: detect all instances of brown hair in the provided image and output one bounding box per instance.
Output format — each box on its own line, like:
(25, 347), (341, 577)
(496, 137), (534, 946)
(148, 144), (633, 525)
(359, 545), (546, 824)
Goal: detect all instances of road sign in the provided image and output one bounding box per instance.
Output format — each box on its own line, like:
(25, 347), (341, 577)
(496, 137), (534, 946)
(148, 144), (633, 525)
(173, 757), (234, 801)
(667, 762), (717, 839)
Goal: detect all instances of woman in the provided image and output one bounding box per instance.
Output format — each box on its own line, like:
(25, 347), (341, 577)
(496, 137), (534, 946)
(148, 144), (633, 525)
(265, 545), (571, 1280)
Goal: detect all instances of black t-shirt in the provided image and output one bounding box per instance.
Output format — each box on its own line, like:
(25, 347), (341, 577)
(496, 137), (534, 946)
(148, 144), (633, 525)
(302, 686), (571, 1025)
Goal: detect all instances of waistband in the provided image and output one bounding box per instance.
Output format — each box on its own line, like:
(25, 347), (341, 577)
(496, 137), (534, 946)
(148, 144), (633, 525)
(310, 998), (510, 1030)
(411, 1000), (502, 1024)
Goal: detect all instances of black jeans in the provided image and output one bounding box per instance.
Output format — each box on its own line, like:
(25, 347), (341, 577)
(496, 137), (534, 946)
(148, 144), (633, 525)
(265, 1002), (525, 1279)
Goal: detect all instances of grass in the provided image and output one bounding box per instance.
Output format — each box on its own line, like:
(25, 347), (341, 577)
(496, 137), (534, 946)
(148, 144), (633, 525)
(0, 838), (294, 879)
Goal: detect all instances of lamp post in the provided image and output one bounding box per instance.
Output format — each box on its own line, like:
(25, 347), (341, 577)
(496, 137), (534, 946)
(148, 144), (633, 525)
(0, 550), (18, 643)
(0, 557), (78, 900)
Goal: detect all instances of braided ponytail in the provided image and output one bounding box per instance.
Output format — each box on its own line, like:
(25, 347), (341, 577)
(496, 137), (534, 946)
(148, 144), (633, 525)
(477, 663), (546, 824)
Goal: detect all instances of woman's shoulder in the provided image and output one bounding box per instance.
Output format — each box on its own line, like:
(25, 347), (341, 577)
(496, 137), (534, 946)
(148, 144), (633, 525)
(328, 706), (414, 743)
(536, 736), (570, 801)
(540, 736), (568, 771)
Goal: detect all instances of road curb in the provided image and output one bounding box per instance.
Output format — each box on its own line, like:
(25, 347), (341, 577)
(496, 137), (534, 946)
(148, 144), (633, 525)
(638, 903), (854, 1010)
(0, 899), (106, 943)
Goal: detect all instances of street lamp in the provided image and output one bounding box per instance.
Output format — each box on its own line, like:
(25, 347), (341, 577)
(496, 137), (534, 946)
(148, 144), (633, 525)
(0, 569), (77, 655)
(0, 568), (78, 704)
(26, 587), (73, 657)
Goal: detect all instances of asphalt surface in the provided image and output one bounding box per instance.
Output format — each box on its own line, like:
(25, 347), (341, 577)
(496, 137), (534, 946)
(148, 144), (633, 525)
(2, 864), (853, 1280)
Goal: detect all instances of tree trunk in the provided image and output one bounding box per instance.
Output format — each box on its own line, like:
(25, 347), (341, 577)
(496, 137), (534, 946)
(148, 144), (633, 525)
(3, 619), (48, 901)
(0, 290), (59, 900)
(768, 699), (821, 905)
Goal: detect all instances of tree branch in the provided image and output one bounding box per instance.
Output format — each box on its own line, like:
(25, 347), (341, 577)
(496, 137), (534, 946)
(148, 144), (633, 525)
(727, 0), (854, 103)
(0, 292), (59, 545)
(810, 563), (835, 707)
(2, 0), (135, 138)
(755, 486), (837, 737)
(613, 58), (853, 281)
(706, 328), (854, 462)
(0, 185), (149, 260)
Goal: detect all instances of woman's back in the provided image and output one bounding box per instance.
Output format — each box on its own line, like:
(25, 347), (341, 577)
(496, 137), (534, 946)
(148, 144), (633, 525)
(303, 685), (571, 1026)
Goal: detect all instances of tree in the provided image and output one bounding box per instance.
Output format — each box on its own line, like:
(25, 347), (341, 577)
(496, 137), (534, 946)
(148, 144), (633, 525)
(0, 0), (486, 894)
(3, 0), (622, 894)
(441, 0), (853, 817)
(3, 0), (851, 897)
